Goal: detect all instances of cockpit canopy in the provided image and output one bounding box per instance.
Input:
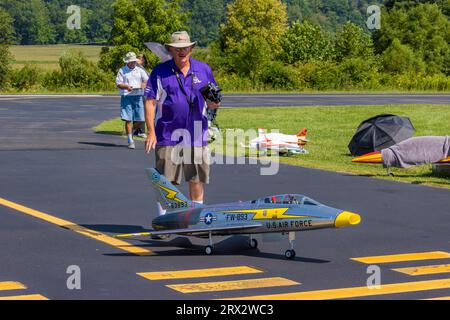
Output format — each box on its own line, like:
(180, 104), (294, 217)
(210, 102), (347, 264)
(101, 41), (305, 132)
(251, 194), (321, 206)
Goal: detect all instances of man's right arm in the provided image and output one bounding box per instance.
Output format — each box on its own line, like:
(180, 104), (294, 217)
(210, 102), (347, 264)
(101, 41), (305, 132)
(116, 69), (132, 91)
(144, 98), (157, 153)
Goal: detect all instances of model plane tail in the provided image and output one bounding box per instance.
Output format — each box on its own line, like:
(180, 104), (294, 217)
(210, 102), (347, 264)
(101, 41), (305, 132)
(145, 168), (198, 213)
(296, 128), (309, 146)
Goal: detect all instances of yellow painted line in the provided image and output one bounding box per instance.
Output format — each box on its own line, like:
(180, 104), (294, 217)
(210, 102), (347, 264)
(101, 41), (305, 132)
(224, 278), (450, 300)
(352, 251), (450, 264)
(393, 264), (450, 276)
(138, 266), (263, 280)
(0, 197), (154, 256)
(167, 277), (299, 294)
(423, 296), (450, 300)
(0, 282), (26, 291)
(0, 294), (48, 300)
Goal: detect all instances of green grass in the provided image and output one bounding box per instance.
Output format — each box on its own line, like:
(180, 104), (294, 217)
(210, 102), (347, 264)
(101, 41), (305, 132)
(10, 44), (104, 70)
(94, 104), (450, 189)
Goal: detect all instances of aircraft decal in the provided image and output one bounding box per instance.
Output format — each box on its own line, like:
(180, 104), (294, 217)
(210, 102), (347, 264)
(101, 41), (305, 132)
(222, 208), (315, 220)
(200, 213), (217, 225)
(158, 185), (187, 204)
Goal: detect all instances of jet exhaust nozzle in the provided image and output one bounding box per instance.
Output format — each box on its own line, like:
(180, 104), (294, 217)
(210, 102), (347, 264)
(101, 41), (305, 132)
(335, 211), (361, 228)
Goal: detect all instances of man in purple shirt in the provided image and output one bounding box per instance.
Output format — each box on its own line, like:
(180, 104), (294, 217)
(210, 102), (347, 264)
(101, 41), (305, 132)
(144, 31), (220, 214)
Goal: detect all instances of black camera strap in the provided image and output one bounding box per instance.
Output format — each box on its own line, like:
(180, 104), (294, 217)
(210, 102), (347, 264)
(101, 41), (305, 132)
(172, 68), (194, 112)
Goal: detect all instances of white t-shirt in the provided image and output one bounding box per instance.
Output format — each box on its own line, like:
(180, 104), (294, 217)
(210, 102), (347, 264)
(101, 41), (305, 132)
(116, 65), (149, 96)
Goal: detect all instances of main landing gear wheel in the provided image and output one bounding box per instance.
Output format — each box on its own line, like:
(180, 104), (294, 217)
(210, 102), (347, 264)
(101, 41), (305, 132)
(285, 249), (296, 259)
(284, 231), (296, 260)
(249, 238), (258, 249)
(205, 245), (214, 255)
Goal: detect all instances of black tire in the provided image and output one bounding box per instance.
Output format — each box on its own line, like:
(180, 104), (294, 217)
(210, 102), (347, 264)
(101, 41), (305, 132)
(249, 238), (258, 249)
(205, 245), (214, 255)
(285, 249), (295, 260)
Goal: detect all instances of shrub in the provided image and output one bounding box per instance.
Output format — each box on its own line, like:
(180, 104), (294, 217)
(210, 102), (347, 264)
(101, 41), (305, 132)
(10, 64), (43, 90)
(0, 45), (11, 90)
(338, 58), (380, 89)
(44, 50), (114, 91)
(259, 61), (303, 90)
(383, 73), (450, 91)
(297, 60), (341, 90)
(214, 72), (258, 92)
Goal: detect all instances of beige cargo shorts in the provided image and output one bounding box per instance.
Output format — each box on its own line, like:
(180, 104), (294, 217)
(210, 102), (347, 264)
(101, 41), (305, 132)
(155, 145), (211, 185)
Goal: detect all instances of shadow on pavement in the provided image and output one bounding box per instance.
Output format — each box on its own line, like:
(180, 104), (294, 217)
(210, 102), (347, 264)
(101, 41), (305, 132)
(90, 225), (331, 263)
(78, 142), (126, 148)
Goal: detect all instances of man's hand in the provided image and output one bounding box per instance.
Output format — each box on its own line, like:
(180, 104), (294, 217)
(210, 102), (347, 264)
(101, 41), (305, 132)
(145, 131), (157, 153)
(206, 100), (220, 109)
(126, 85), (133, 92)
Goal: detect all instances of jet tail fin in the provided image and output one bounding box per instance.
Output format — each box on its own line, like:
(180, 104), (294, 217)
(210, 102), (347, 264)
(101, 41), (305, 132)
(296, 128), (309, 146)
(145, 168), (199, 213)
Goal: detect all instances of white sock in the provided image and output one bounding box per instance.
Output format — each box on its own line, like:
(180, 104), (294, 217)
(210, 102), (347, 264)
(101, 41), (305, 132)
(157, 202), (166, 216)
(127, 134), (133, 143)
(193, 200), (204, 205)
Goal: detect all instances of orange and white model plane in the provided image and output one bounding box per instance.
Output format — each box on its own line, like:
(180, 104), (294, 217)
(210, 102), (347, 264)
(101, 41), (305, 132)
(245, 128), (309, 155)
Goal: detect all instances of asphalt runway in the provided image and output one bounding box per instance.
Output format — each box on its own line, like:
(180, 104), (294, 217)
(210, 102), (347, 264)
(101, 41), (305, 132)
(0, 95), (449, 300)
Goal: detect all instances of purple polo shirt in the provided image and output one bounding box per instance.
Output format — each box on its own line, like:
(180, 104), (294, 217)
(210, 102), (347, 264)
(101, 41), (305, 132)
(144, 58), (217, 147)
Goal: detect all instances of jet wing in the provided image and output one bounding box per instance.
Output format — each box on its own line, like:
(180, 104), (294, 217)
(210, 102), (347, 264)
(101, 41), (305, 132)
(113, 223), (263, 238)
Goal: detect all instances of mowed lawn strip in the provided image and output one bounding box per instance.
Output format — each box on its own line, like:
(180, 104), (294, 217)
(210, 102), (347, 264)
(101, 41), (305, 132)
(94, 104), (450, 189)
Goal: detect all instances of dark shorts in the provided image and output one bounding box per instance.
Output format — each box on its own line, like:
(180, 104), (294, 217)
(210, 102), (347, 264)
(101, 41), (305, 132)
(155, 146), (210, 185)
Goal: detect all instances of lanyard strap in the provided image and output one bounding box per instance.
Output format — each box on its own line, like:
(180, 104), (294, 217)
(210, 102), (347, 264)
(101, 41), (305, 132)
(172, 68), (193, 111)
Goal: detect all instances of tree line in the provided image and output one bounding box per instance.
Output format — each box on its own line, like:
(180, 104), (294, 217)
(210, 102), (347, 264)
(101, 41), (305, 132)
(0, 0), (449, 92)
(0, 0), (395, 46)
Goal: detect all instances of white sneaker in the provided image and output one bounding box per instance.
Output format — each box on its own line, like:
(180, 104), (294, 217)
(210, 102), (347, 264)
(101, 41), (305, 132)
(137, 132), (147, 139)
(128, 142), (135, 149)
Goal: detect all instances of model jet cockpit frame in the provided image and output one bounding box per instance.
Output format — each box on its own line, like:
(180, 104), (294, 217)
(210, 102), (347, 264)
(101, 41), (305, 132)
(114, 169), (361, 259)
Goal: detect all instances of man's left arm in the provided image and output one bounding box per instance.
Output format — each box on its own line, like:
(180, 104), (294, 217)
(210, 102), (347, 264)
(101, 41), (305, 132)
(141, 69), (149, 90)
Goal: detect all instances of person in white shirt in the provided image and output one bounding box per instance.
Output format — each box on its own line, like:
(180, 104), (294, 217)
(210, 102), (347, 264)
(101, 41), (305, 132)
(116, 52), (149, 149)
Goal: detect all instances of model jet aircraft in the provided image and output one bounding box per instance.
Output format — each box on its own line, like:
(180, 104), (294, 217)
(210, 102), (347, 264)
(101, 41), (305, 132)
(242, 128), (309, 155)
(114, 169), (361, 259)
(352, 136), (450, 175)
(352, 151), (450, 164)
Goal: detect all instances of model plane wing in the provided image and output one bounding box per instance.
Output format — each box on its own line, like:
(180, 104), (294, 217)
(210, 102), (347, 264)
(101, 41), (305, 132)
(113, 223), (263, 238)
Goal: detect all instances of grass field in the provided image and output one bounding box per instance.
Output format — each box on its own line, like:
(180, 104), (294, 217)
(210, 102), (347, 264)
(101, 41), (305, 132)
(94, 104), (450, 189)
(10, 45), (104, 70)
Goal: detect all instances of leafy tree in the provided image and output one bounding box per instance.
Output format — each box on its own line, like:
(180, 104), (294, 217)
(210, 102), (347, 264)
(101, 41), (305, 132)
(220, 0), (288, 53)
(100, 0), (187, 73)
(0, 8), (14, 44)
(231, 35), (273, 79)
(182, 0), (228, 47)
(280, 20), (334, 64)
(42, 0), (113, 44)
(381, 38), (425, 74)
(110, 0), (188, 49)
(1, 0), (56, 44)
(335, 22), (374, 62)
(373, 3), (450, 74)
(282, 0), (379, 31)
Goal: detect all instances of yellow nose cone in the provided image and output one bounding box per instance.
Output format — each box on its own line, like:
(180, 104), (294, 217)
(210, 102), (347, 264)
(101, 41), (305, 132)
(335, 211), (361, 228)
